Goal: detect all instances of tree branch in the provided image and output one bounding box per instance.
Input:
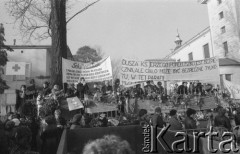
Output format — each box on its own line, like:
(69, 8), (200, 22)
(66, 0), (100, 24)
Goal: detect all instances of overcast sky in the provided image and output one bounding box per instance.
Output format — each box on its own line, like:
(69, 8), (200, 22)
(0, 0), (209, 60)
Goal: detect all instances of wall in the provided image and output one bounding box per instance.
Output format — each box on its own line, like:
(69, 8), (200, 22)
(207, 0), (240, 59)
(2, 47), (50, 89)
(219, 65), (240, 84)
(170, 29), (213, 61)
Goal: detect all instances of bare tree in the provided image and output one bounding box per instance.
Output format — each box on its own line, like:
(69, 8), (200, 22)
(6, 0), (100, 42)
(6, 0), (100, 86)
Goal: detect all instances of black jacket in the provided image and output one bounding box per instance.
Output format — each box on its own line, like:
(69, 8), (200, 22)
(77, 83), (89, 99)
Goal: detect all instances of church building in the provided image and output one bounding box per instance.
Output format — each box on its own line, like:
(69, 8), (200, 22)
(165, 0), (240, 86)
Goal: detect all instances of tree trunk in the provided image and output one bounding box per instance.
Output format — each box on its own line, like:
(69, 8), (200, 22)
(50, 0), (67, 88)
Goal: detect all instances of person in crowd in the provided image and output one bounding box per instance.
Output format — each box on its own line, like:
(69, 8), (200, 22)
(54, 109), (66, 129)
(41, 81), (51, 97)
(234, 108), (240, 126)
(27, 79), (37, 99)
(168, 109), (183, 130)
(0, 126), (9, 154)
(65, 83), (76, 98)
(144, 81), (154, 99)
(134, 109), (149, 126)
(77, 77), (89, 100)
(98, 113), (108, 127)
(10, 126), (39, 154)
(92, 83), (101, 101)
(82, 135), (135, 154)
(188, 82), (194, 95)
(70, 113), (85, 129)
(193, 82), (203, 95)
(151, 107), (166, 128)
(16, 85), (28, 114)
(156, 82), (164, 96)
(101, 80), (113, 95)
(113, 78), (120, 93)
(173, 83), (179, 94)
(40, 115), (62, 154)
(177, 82), (188, 95)
(214, 108), (231, 131)
(51, 84), (64, 99)
(184, 108), (198, 130)
(133, 84), (144, 99)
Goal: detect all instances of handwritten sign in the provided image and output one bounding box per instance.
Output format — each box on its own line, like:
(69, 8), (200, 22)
(67, 97), (84, 111)
(62, 57), (113, 84)
(224, 79), (240, 99)
(120, 57), (220, 87)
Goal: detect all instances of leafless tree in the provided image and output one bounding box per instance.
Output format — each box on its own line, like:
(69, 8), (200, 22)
(6, 0), (100, 86)
(6, 0), (100, 42)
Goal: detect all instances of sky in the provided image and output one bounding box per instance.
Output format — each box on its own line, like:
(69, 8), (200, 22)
(0, 0), (209, 61)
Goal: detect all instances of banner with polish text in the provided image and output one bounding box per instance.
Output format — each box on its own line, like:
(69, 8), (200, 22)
(62, 57), (113, 84)
(224, 79), (240, 99)
(120, 57), (220, 87)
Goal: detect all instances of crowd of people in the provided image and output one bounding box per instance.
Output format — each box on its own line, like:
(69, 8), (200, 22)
(0, 77), (239, 154)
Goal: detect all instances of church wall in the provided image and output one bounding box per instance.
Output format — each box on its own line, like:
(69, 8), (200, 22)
(207, 0), (240, 60)
(220, 66), (240, 85)
(171, 31), (213, 61)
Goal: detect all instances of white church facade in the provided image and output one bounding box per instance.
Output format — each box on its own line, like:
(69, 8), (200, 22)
(165, 0), (240, 86)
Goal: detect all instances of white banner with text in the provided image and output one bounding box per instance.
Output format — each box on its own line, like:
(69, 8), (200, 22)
(120, 57), (220, 87)
(62, 57), (113, 84)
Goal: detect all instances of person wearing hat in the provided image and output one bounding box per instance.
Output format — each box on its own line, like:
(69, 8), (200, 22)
(168, 109), (182, 130)
(184, 108), (198, 130)
(151, 107), (166, 128)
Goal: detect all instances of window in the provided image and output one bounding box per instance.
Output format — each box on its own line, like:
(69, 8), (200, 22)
(221, 26), (226, 33)
(223, 41), (228, 56)
(220, 74), (224, 89)
(188, 52), (193, 61)
(219, 11), (224, 19)
(218, 0), (222, 4)
(225, 74), (232, 81)
(203, 43), (210, 58)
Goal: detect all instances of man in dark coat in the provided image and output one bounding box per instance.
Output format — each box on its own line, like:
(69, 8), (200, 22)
(178, 82), (188, 95)
(214, 108), (231, 131)
(151, 107), (166, 128)
(184, 108), (197, 130)
(77, 77), (89, 100)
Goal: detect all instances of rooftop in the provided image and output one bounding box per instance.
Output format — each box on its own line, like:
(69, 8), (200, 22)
(219, 58), (240, 66)
(165, 27), (210, 59)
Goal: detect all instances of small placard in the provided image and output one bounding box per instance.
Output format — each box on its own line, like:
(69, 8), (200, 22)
(67, 97), (84, 111)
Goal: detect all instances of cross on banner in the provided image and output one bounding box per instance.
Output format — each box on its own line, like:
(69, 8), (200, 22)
(6, 62), (26, 75)
(12, 64), (21, 72)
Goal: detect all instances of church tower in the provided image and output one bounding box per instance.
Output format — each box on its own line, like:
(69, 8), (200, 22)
(174, 31), (182, 51)
(200, 0), (240, 60)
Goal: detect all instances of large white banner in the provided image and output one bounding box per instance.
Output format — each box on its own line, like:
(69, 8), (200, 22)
(62, 57), (112, 84)
(120, 57), (220, 86)
(6, 62), (26, 75)
(224, 79), (240, 99)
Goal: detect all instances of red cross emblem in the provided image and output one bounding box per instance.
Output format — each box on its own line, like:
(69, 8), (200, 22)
(12, 64), (21, 72)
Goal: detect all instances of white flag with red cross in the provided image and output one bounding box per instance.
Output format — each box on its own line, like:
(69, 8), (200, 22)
(5, 62), (26, 75)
